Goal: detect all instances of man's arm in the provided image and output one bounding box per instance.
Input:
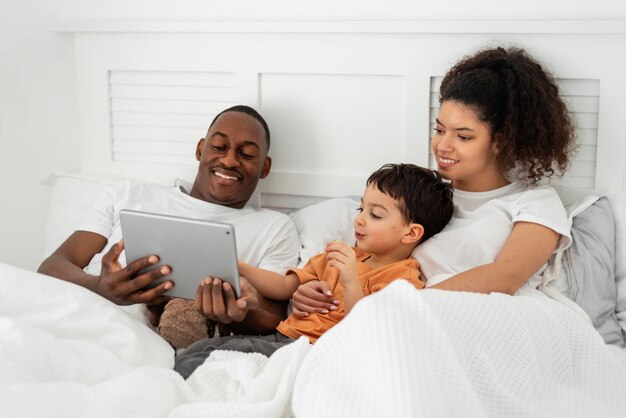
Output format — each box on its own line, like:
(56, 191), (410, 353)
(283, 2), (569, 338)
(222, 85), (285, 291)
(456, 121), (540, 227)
(38, 231), (173, 305)
(193, 276), (288, 335)
(38, 231), (108, 291)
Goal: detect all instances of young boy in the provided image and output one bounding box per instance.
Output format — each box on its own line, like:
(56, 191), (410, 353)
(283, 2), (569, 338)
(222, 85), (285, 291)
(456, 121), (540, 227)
(174, 163), (454, 378)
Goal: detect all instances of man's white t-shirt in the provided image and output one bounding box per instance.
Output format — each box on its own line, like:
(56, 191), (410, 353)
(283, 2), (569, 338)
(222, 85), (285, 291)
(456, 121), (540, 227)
(79, 181), (301, 276)
(412, 181), (571, 291)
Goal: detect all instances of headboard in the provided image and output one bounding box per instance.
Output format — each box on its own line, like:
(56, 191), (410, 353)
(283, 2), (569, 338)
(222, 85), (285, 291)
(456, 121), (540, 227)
(52, 20), (626, 208)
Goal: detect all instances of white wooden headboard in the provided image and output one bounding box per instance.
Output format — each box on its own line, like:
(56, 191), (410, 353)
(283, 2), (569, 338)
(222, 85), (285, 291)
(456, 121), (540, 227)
(52, 20), (626, 208)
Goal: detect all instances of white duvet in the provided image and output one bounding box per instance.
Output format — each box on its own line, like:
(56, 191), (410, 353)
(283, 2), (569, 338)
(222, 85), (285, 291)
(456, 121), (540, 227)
(1, 262), (626, 418)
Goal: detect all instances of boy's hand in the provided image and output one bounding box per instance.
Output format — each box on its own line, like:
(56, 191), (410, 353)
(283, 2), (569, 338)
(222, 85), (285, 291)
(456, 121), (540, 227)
(194, 276), (259, 324)
(325, 240), (358, 287)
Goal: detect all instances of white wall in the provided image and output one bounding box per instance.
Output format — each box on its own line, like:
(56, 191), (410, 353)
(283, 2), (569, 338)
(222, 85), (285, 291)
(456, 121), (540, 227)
(1, 0), (625, 271)
(0, 0), (78, 271)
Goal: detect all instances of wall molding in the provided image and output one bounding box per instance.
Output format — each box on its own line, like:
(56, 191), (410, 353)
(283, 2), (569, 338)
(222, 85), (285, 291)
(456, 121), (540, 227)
(47, 19), (626, 34)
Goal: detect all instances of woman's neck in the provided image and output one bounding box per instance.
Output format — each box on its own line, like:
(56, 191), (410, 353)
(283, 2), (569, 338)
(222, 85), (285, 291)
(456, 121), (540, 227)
(452, 173), (510, 192)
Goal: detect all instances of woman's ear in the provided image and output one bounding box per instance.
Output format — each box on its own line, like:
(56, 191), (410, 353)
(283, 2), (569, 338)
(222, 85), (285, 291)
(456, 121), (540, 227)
(402, 223), (424, 245)
(491, 132), (503, 155)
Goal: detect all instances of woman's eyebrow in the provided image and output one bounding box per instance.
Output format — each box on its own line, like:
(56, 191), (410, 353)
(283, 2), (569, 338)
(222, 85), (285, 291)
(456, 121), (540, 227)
(435, 118), (474, 132)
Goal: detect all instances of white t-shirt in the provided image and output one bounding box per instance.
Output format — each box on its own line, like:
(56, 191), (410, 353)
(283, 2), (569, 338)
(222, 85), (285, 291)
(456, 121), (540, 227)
(412, 181), (571, 291)
(79, 181), (301, 276)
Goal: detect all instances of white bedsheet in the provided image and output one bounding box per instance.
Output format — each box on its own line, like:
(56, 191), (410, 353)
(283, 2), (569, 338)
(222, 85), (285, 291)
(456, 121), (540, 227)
(1, 263), (625, 417)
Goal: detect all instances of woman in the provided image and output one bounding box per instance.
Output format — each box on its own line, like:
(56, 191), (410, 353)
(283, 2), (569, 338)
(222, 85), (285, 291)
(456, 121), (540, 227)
(291, 46), (577, 313)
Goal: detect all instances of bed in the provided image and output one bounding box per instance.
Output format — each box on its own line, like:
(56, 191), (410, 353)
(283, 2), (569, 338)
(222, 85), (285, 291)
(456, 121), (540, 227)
(1, 171), (625, 417)
(2, 20), (626, 417)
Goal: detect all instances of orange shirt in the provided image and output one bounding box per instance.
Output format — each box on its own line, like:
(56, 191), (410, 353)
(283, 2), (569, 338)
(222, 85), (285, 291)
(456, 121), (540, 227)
(277, 248), (423, 343)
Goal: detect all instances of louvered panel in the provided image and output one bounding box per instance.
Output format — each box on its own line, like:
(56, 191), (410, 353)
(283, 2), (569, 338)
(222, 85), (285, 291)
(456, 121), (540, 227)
(112, 125), (204, 142)
(428, 77), (600, 191)
(112, 112), (211, 129)
(109, 70), (236, 165)
(113, 139), (195, 156)
(110, 84), (235, 101)
(111, 99), (229, 115)
(113, 152), (196, 165)
(110, 71), (235, 87)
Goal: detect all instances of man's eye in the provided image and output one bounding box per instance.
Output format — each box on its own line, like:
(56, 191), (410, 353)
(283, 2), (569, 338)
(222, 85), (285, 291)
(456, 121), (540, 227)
(239, 151), (256, 159)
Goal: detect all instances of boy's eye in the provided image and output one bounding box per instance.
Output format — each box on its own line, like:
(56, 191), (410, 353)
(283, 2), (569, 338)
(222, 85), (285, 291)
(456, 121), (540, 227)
(370, 212), (381, 219)
(356, 207), (363, 213)
(433, 127), (444, 135)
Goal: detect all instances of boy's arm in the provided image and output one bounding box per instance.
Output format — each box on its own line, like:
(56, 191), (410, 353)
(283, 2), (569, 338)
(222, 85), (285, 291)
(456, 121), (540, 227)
(238, 261), (300, 300)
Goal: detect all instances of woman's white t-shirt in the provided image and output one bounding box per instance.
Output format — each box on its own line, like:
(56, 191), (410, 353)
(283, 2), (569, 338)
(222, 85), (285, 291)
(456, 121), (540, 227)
(412, 181), (571, 291)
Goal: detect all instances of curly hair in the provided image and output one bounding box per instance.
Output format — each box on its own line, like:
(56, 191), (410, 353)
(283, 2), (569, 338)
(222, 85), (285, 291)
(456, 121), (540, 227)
(439, 47), (577, 183)
(367, 163), (454, 243)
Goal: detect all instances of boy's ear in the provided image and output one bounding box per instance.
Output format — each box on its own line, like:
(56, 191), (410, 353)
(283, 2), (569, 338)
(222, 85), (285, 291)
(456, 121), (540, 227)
(402, 223), (424, 245)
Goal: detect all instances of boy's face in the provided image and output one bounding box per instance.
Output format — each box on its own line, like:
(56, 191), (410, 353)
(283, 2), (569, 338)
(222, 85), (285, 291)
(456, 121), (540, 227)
(354, 184), (411, 255)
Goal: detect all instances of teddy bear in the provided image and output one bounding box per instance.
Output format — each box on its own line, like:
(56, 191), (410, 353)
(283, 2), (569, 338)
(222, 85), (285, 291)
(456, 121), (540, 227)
(157, 298), (231, 350)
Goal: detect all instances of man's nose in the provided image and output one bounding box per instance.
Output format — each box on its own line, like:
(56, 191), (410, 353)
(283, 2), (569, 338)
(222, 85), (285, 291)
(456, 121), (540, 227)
(220, 149), (239, 167)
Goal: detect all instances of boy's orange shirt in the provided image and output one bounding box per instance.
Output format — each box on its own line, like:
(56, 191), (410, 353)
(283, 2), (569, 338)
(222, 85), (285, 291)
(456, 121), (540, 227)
(277, 247), (423, 343)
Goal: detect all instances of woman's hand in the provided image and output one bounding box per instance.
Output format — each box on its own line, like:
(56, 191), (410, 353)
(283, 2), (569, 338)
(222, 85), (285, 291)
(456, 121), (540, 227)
(291, 280), (339, 318)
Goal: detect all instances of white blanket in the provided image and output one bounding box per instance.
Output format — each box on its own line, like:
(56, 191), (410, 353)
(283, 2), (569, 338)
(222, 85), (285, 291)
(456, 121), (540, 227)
(2, 263), (625, 417)
(0, 263), (309, 418)
(293, 280), (626, 417)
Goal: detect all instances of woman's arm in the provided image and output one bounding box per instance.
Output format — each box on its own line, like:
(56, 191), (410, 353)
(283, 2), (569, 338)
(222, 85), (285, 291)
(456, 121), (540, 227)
(238, 261), (300, 300)
(431, 222), (560, 295)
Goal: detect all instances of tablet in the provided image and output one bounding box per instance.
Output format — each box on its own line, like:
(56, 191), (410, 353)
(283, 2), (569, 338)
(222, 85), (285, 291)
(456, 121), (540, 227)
(119, 209), (240, 299)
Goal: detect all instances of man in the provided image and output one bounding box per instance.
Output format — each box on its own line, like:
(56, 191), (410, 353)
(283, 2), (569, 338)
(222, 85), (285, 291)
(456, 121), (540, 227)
(38, 105), (301, 335)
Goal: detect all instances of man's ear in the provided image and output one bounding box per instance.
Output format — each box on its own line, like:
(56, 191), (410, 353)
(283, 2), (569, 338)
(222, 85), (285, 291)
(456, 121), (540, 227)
(260, 156), (272, 179)
(195, 138), (205, 161)
(401, 223), (424, 245)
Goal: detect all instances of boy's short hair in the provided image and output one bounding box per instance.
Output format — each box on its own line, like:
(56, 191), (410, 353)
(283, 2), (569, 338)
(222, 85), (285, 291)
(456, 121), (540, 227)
(367, 163), (454, 242)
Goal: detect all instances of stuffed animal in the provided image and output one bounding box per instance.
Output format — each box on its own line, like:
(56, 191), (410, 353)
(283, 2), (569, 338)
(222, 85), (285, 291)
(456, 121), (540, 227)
(158, 298), (220, 350)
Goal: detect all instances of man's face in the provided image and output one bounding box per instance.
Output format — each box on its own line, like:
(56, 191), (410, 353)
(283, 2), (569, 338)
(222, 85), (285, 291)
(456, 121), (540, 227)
(190, 111), (271, 208)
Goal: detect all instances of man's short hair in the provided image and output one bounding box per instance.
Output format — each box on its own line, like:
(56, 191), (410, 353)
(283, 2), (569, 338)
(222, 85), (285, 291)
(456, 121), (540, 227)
(209, 105), (271, 149)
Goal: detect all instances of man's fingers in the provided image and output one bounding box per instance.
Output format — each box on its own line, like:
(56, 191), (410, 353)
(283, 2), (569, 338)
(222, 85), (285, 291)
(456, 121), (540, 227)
(196, 278), (216, 319)
(223, 282), (246, 322)
(123, 262), (171, 293)
(211, 278), (229, 323)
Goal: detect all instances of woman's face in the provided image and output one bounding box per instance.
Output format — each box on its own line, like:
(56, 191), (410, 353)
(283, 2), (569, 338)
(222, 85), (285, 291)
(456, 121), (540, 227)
(431, 100), (508, 192)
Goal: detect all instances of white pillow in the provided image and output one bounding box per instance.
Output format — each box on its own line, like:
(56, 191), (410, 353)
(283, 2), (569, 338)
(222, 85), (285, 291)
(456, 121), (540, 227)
(607, 191), (626, 334)
(42, 172), (122, 258)
(289, 197), (360, 267)
(42, 172), (192, 258)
